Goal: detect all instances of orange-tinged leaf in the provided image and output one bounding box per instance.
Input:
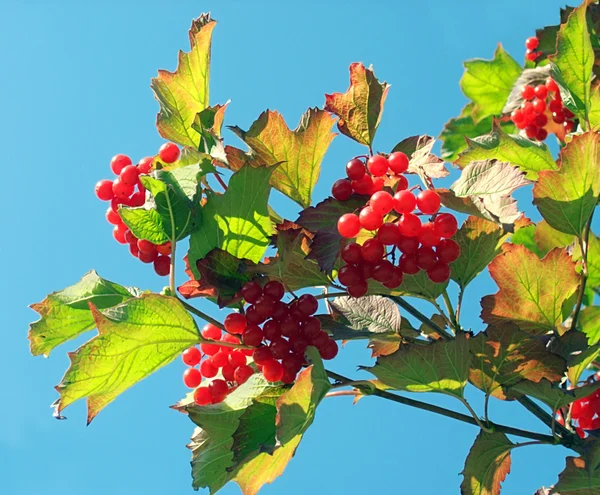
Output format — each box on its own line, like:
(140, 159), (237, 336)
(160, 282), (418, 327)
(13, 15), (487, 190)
(229, 108), (336, 207)
(151, 14), (215, 147)
(324, 62), (390, 148)
(481, 244), (580, 334)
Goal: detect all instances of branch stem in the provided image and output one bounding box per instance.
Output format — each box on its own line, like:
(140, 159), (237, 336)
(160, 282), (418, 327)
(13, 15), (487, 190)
(214, 173), (228, 191)
(388, 296), (454, 340)
(442, 290), (460, 332)
(315, 291), (349, 300)
(571, 211), (594, 331)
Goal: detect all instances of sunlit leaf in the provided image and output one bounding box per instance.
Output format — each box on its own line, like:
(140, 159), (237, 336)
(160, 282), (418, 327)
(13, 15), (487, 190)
(581, 306), (600, 346)
(510, 378), (600, 412)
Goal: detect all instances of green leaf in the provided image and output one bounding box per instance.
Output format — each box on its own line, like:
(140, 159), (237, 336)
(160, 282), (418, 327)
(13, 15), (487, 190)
(229, 108), (336, 207)
(461, 431), (514, 495)
(28, 271), (139, 356)
(363, 332), (470, 398)
(589, 84), (600, 129)
(55, 294), (199, 423)
(469, 323), (566, 400)
(451, 159), (531, 199)
(481, 244), (581, 334)
(188, 165), (276, 278)
(329, 295), (402, 336)
(451, 216), (511, 290)
(553, 456), (600, 494)
(151, 14), (215, 147)
(324, 62), (389, 148)
(536, 220), (576, 256)
(460, 45), (522, 122)
(259, 222), (331, 291)
(192, 102), (228, 154)
(510, 225), (546, 258)
(533, 132), (600, 237)
(581, 307), (600, 345)
(549, 1), (594, 122)
(510, 378), (600, 412)
(568, 343), (600, 384)
(454, 120), (557, 180)
(390, 270), (449, 301)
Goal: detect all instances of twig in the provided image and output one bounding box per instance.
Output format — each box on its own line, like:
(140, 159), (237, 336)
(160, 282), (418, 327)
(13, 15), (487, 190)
(388, 296), (454, 340)
(571, 212), (594, 331)
(442, 290), (460, 332)
(315, 291), (348, 300)
(214, 173), (228, 191)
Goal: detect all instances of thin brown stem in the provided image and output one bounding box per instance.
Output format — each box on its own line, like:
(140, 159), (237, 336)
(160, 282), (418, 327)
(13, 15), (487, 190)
(214, 173), (228, 191)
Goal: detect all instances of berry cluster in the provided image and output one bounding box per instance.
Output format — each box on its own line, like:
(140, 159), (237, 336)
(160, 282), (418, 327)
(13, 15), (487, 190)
(94, 143), (181, 276)
(525, 36), (541, 62)
(557, 387), (600, 438)
(182, 281), (339, 406)
(511, 78), (575, 142)
(332, 153), (460, 297)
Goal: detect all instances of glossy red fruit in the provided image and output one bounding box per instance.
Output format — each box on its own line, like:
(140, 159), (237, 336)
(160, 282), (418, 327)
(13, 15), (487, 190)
(137, 156), (154, 174)
(253, 346), (273, 365)
(202, 323), (222, 340)
(417, 190), (441, 214)
(367, 155), (389, 177)
(200, 359), (218, 378)
(377, 222), (402, 246)
(522, 101), (535, 118)
(320, 340), (339, 360)
(156, 242), (171, 256)
(234, 365), (255, 384)
(263, 360), (284, 382)
(433, 213), (458, 238)
(245, 306), (266, 325)
(525, 125), (539, 139)
(427, 262), (451, 283)
(137, 239), (157, 254)
(383, 267), (403, 289)
(418, 223), (441, 247)
(400, 253), (420, 274)
(194, 386), (212, 406)
(269, 338), (291, 359)
(359, 206), (384, 231)
(112, 178), (134, 199)
(224, 313), (247, 335)
(370, 191), (394, 215)
(397, 235), (419, 254)
(347, 280), (369, 298)
(120, 164), (140, 186)
(535, 114), (548, 127)
(138, 249), (158, 264)
(312, 331), (330, 348)
(258, 321), (277, 342)
(158, 142), (180, 163)
(553, 111), (566, 124)
(255, 295), (277, 319)
(341, 243), (363, 264)
(221, 363), (235, 382)
(338, 265), (362, 287)
(242, 324), (263, 347)
(154, 255), (171, 276)
(370, 177), (384, 194)
(532, 98), (546, 114)
(346, 158), (366, 180)
(298, 294), (318, 316)
(111, 154), (132, 175)
(416, 246), (438, 271)
(373, 260), (394, 283)
(534, 84), (548, 100)
(360, 262), (375, 280)
(263, 281), (285, 301)
(338, 213), (361, 238)
(95, 180), (115, 201)
(521, 85), (535, 101)
(106, 207), (121, 225)
(229, 350), (247, 368)
(209, 379), (229, 403)
(351, 174), (374, 195)
(241, 281), (262, 304)
(113, 224), (128, 244)
(398, 213), (422, 237)
(182, 346), (202, 366)
(564, 108), (575, 119)
(282, 354), (303, 372)
(526, 50), (538, 62)
(332, 179), (353, 201)
(549, 98), (562, 113)
(361, 238), (385, 263)
(546, 78), (559, 93)
(395, 175), (409, 191)
(388, 152), (409, 174)
(511, 109), (525, 126)
(124, 229), (137, 245)
(564, 120), (575, 133)
(211, 350), (230, 368)
(280, 316), (300, 338)
(393, 190), (416, 213)
(526, 36), (539, 50)
(183, 368), (202, 388)
(301, 317), (321, 339)
(437, 239), (461, 263)
(291, 337), (309, 355)
(536, 128), (548, 141)
(129, 242), (139, 258)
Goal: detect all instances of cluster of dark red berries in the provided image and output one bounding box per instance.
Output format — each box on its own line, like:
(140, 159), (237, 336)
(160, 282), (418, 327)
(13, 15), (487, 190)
(525, 36), (541, 62)
(94, 143), (181, 276)
(557, 386), (600, 438)
(332, 153), (460, 297)
(511, 77), (575, 142)
(182, 281), (338, 406)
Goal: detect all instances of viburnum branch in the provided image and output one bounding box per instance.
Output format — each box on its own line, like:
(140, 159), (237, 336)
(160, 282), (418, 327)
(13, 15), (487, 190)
(457, 396), (492, 433)
(442, 290), (460, 332)
(456, 288), (464, 323)
(388, 295), (454, 340)
(571, 211), (594, 332)
(325, 370), (556, 444)
(315, 291), (349, 300)
(214, 172), (228, 191)
(431, 299), (453, 333)
(179, 297), (226, 331)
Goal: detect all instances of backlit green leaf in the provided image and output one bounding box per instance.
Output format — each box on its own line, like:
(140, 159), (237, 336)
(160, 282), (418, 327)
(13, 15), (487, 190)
(511, 378), (600, 412)
(553, 456), (600, 494)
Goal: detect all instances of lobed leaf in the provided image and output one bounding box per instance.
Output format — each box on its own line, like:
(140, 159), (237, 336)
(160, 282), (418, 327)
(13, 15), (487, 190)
(510, 378), (600, 412)
(581, 306), (600, 346)
(553, 456), (600, 494)
(451, 159), (531, 200)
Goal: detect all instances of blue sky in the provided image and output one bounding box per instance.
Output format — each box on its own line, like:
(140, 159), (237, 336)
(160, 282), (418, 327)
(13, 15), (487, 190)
(0, 1), (578, 494)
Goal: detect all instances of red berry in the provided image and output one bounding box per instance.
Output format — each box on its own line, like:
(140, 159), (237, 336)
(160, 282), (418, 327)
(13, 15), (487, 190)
(418, 223), (441, 247)
(521, 85), (535, 101)
(298, 294), (318, 316)
(311, 331), (330, 348)
(106, 207), (121, 225)
(416, 246), (438, 271)
(320, 339), (339, 360)
(137, 156), (154, 174)
(383, 267), (403, 289)
(526, 50), (538, 62)
(194, 386), (212, 406)
(124, 230), (137, 245)
(367, 155), (389, 177)
(351, 175), (373, 195)
(564, 120), (575, 133)
(360, 262), (375, 280)
(245, 306), (266, 325)
(260, 320), (279, 342)
(511, 109), (525, 126)
(338, 265), (362, 287)
(111, 154), (132, 175)
(136, 240), (154, 255)
(113, 224), (128, 244)
(280, 317), (300, 338)
(361, 238), (385, 263)
(255, 295), (276, 319)
(347, 280), (369, 298)
(433, 213), (458, 238)
(534, 85), (548, 100)
(263, 360), (284, 382)
(154, 255), (171, 276)
(253, 347), (273, 365)
(346, 158), (366, 180)
(370, 177), (384, 194)
(138, 249), (158, 264)
(400, 253), (420, 274)
(525, 37), (539, 50)
(437, 239), (461, 264)
(427, 262), (450, 283)
(553, 111), (566, 124)
(211, 350), (230, 368)
(282, 354), (303, 372)
(223, 313), (246, 335)
(395, 175), (409, 191)
(397, 235), (419, 254)
(536, 128), (548, 141)
(398, 213), (422, 237)
(533, 98), (546, 114)
(129, 242), (139, 258)
(112, 178), (134, 199)
(341, 243), (363, 264)
(564, 108), (575, 119)
(546, 78), (559, 93)
(393, 190), (417, 214)
(377, 222), (402, 246)
(120, 164), (140, 186)
(209, 379), (229, 403)
(229, 350), (247, 368)
(182, 346), (202, 366)
(241, 281), (262, 304)
(158, 143), (180, 164)
(522, 102), (535, 118)
(95, 180), (115, 201)
(417, 190), (441, 214)
(359, 206), (384, 231)
(263, 281), (285, 301)
(234, 365), (255, 385)
(270, 338), (291, 359)
(332, 179), (353, 201)
(373, 260), (394, 283)
(291, 337), (309, 355)
(535, 114), (548, 127)
(183, 368), (202, 388)
(388, 152), (409, 174)
(242, 324), (263, 347)
(301, 317), (321, 339)
(221, 363), (236, 382)
(156, 242), (171, 256)
(202, 323), (222, 340)
(338, 213), (361, 238)
(370, 191), (394, 215)
(549, 98), (562, 113)
(200, 359), (218, 378)
(525, 125), (539, 139)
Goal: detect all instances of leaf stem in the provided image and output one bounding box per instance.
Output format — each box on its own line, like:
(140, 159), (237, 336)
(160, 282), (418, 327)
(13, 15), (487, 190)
(388, 296), (454, 340)
(458, 396), (492, 433)
(164, 186), (178, 294)
(179, 297), (225, 331)
(315, 291), (348, 300)
(214, 172), (228, 191)
(325, 370), (556, 444)
(442, 290), (460, 332)
(571, 211), (594, 331)
(456, 288), (464, 323)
